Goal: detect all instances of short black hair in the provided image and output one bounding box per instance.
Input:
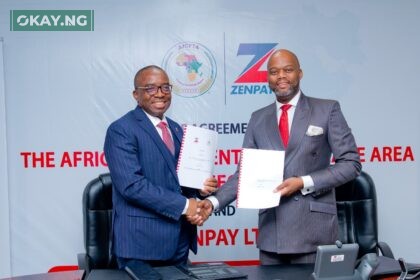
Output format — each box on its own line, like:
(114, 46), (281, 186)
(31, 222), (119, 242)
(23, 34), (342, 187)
(133, 65), (166, 89)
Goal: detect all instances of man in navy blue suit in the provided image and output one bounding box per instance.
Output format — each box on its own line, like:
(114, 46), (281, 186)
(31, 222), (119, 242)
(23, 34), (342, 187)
(104, 65), (217, 269)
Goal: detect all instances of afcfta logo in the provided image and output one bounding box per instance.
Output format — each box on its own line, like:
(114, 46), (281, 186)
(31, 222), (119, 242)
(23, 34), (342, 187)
(162, 42), (217, 98)
(10, 10), (94, 31)
(230, 43), (277, 95)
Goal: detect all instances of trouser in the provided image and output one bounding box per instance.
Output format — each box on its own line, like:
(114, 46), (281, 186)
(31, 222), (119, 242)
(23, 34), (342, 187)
(259, 250), (317, 265)
(117, 220), (191, 269)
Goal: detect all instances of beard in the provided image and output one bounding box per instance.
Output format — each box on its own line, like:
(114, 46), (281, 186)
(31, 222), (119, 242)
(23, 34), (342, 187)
(272, 81), (300, 103)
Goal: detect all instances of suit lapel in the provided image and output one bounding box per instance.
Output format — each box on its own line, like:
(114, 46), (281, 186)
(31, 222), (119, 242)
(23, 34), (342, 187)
(286, 94), (311, 166)
(133, 107), (179, 181)
(265, 103), (283, 150)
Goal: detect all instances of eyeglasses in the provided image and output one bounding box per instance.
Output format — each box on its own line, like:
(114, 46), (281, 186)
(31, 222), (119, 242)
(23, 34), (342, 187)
(136, 84), (172, 95)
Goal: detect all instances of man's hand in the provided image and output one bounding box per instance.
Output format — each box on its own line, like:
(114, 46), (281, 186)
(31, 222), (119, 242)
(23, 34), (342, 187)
(196, 199), (213, 223)
(198, 177), (218, 197)
(186, 199), (214, 226)
(186, 198), (203, 225)
(186, 198), (198, 217)
(273, 177), (304, 197)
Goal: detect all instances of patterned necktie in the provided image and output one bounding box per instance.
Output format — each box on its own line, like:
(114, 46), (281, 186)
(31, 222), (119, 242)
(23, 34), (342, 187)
(279, 104), (292, 148)
(157, 121), (175, 155)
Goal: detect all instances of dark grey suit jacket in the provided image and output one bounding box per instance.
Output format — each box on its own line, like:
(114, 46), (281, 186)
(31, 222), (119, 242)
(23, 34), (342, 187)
(214, 93), (361, 254)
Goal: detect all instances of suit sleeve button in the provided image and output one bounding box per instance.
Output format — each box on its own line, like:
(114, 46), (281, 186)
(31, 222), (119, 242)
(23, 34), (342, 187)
(294, 196), (299, 201)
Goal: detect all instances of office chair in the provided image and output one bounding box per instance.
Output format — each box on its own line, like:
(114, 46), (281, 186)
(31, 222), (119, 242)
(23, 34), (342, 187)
(335, 171), (394, 259)
(78, 173), (117, 274)
(78, 171), (395, 275)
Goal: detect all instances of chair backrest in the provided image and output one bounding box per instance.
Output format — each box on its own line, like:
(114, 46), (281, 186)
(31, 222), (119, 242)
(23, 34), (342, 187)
(82, 172), (116, 271)
(335, 171), (379, 258)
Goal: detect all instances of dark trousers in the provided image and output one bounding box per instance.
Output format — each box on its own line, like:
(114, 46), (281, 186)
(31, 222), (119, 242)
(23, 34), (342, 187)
(117, 220), (192, 269)
(260, 250), (317, 265)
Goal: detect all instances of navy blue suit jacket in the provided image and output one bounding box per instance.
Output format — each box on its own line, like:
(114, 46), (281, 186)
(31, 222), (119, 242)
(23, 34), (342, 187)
(104, 106), (197, 260)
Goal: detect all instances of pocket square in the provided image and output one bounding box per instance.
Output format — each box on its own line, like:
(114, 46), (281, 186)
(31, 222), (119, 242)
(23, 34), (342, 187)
(306, 125), (323, 136)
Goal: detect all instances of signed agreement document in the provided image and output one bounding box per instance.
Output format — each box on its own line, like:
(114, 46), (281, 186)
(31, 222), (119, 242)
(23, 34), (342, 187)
(237, 148), (285, 209)
(177, 125), (218, 189)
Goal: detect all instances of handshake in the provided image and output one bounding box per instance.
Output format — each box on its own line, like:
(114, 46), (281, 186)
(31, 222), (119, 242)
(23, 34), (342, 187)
(185, 177), (218, 226)
(186, 199), (214, 226)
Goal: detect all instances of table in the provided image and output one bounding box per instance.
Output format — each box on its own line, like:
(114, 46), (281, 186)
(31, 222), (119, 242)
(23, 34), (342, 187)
(3, 259), (420, 280)
(84, 265), (413, 280)
(0, 270), (84, 280)
(85, 265), (313, 280)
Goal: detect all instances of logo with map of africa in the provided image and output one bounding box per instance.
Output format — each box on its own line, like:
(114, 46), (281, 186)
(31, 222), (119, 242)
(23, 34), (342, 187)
(162, 42), (217, 98)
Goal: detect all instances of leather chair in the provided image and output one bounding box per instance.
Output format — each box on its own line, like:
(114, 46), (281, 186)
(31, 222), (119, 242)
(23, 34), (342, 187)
(335, 171), (394, 259)
(78, 173), (117, 274)
(78, 171), (395, 274)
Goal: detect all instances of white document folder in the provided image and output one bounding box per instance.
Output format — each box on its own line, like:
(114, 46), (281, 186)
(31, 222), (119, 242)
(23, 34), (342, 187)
(237, 148), (284, 209)
(176, 125), (218, 189)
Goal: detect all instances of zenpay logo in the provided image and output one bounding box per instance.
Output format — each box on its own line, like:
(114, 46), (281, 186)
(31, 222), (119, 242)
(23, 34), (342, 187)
(10, 10), (94, 31)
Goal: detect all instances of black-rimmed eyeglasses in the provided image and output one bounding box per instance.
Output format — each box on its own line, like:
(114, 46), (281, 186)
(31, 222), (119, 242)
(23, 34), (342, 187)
(136, 84), (173, 95)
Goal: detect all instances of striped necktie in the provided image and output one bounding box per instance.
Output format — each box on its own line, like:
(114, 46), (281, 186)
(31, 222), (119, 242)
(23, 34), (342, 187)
(157, 121), (175, 155)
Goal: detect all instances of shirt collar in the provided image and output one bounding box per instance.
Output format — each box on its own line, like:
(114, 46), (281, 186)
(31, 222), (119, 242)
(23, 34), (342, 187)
(142, 109), (169, 127)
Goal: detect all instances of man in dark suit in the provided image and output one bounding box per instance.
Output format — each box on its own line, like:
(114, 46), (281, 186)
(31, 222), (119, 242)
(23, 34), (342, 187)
(198, 49), (361, 264)
(104, 65), (217, 269)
